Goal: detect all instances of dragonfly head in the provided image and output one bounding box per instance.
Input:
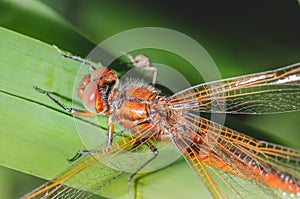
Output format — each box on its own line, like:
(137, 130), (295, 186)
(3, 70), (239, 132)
(78, 67), (118, 115)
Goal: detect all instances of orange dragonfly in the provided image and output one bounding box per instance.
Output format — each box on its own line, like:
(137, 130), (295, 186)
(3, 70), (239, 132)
(22, 47), (300, 199)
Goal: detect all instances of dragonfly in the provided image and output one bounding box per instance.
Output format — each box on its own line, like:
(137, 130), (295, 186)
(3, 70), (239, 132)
(22, 46), (300, 199)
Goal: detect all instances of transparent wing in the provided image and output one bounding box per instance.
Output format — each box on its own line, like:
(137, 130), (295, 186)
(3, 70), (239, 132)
(173, 113), (300, 198)
(174, 139), (278, 199)
(22, 122), (159, 199)
(22, 141), (129, 199)
(167, 63), (300, 114)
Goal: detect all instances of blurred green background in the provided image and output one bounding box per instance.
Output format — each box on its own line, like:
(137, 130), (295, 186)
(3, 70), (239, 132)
(0, 0), (299, 199)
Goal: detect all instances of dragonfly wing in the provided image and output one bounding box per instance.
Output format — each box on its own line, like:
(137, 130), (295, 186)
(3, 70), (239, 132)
(21, 145), (129, 199)
(22, 121), (160, 199)
(172, 135), (230, 199)
(173, 134), (275, 199)
(174, 112), (300, 198)
(183, 112), (300, 175)
(167, 63), (300, 114)
(21, 154), (123, 198)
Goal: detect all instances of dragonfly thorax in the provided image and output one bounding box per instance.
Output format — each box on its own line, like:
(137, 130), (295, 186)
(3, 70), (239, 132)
(110, 79), (184, 141)
(110, 79), (158, 130)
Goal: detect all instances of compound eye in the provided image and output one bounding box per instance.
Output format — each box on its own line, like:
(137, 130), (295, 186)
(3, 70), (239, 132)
(81, 74), (91, 86)
(82, 82), (103, 113)
(91, 67), (109, 81)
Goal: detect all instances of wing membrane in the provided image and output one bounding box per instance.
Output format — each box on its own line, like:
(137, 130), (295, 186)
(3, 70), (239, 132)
(22, 122), (159, 199)
(174, 112), (300, 198)
(167, 63), (300, 114)
(22, 141), (129, 199)
(173, 134), (276, 199)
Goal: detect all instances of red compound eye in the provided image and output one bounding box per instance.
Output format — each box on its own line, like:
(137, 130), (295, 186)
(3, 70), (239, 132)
(91, 67), (110, 81)
(82, 82), (103, 113)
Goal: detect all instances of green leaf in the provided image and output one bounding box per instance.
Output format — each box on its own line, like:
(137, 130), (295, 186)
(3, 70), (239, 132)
(0, 26), (209, 199)
(0, 26), (119, 198)
(0, 26), (86, 192)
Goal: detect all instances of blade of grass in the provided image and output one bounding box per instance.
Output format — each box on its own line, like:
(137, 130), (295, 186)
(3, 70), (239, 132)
(0, 26), (199, 199)
(0, 26), (88, 171)
(0, 24), (211, 198)
(0, 26), (121, 198)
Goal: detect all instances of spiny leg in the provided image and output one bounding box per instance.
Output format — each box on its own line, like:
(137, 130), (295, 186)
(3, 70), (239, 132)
(105, 115), (114, 152)
(67, 149), (91, 162)
(67, 119), (153, 162)
(33, 86), (100, 117)
(128, 144), (159, 199)
(126, 54), (158, 85)
(35, 86), (106, 162)
(53, 45), (96, 71)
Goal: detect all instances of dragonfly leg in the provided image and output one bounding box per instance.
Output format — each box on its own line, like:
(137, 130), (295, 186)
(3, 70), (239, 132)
(126, 53), (157, 85)
(67, 150), (92, 162)
(128, 145), (159, 199)
(34, 86), (100, 117)
(142, 66), (157, 85)
(105, 115), (114, 152)
(53, 45), (96, 71)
